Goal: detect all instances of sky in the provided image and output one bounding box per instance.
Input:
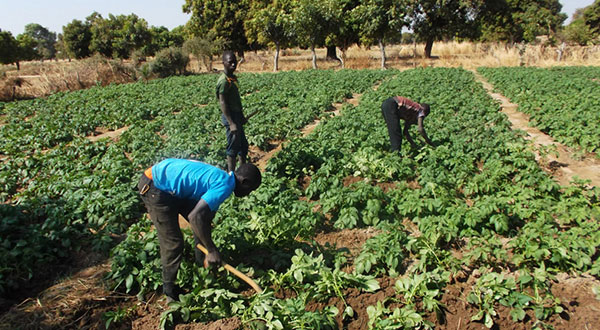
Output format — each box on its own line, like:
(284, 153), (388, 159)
(0, 0), (596, 36)
(0, 0), (191, 35)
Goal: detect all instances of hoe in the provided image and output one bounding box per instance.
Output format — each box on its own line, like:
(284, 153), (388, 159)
(196, 243), (263, 294)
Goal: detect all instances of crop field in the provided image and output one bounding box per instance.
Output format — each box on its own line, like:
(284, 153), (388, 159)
(478, 66), (600, 156)
(1, 67), (599, 329)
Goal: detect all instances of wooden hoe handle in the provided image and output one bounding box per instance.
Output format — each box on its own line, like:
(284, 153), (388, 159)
(196, 243), (263, 293)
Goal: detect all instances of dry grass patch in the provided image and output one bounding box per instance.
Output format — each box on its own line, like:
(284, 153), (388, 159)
(2, 42), (599, 101)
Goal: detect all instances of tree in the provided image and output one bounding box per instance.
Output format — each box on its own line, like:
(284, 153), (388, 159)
(183, 0), (251, 59)
(353, 0), (409, 69)
(291, 0), (331, 69)
(16, 34), (38, 62)
(114, 14), (152, 58)
(582, 0), (600, 36)
(170, 25), (187, 46)
(408, 0), (480, 58)
(0, 30), (20, 69)
(62, 19), (92, 59)
(144, 26), (185, 56)
(150, 47), (189, 77)
(476, 1), (519, 43)
(514, 0), (566, 42)
(562, 0), (600, 45)
(88, 13), (151, 58)
(563, 18), (594, 45)
(477, 0), (566, 44)
(245, 0), (294, 71)
(326, 0), (361, 68)
(183, 33), (224, 71)
(23, 23), (57, 60)
(88, 12), (113, 57)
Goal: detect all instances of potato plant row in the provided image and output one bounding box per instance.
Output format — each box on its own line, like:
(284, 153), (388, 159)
(0, 69), (394, 295)
(478, 66), (600, 156)
(111, 68), (599, 328)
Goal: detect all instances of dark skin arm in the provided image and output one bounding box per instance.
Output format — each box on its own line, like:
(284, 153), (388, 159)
(404, 118), (434, 148)
(187, 199), (221, 267)
(417, 117), (434, 146)
(403, 121), (418, 149)
(219, 94), (238, 133)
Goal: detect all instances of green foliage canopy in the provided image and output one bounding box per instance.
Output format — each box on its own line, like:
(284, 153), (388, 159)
(183, 0), (251, 54)
(62, 19), (92, 59)
(23, 23), (57, 59)
(477, 0), (566, 43)
(87, 12), (152, 58)
(0, 30), (19, 66)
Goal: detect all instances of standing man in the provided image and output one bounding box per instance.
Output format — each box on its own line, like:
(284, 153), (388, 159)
(217, 50), (248, 172)
(138, 158), (262, 302)
(381, 96), (434, 154)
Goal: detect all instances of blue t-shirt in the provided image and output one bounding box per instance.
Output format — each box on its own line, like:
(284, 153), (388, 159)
(151, 159), (235, 212)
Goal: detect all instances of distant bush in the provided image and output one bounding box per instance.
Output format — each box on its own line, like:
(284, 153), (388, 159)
(150, 47), (189, 78)
(562, 19), (596, 46)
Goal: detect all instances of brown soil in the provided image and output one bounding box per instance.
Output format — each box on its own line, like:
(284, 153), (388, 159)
(175, 317), (241, 330)
(3, 66), (600, 330)
(431, 273), (600, 330)
(0, 257), (137, 330)
(314, 228), (380, 257)
(87, 126), (130, 142)
(305, 276), (398, 329)
(472, 70), (600, 188)
(342, 175), (401, 193)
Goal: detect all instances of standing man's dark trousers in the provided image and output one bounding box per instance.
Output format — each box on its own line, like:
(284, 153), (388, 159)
(381, 97), (402, 152)
(221, 112), (249, 159)
(137, 174), (204, 299)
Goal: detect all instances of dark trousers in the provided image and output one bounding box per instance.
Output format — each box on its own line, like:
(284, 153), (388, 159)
(137, 174), (203, 286)
(381, 97), (402, 152)
(221, 112), (249, 158)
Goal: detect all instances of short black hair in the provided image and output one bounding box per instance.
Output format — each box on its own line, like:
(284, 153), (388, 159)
(235, 163), (262, 188)
(420, 103), (431, 116)
(222, 50), (236, 61)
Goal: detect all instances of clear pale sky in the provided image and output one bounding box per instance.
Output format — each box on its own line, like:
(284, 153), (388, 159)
(0, 0), (595, 36)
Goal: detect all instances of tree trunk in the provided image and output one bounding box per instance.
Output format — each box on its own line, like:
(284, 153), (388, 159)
(274, 43), (280, 72)
(340, 48), (346, 69)
(311, 45), (317, 69)
(378, 39), (387, 70)
(424, 37), (434, 58)
(237, 50), (245, 62)
(15, 61), (20, 70)
(326, 45), (339, 62)
(202, 55), (213, 72)
(556, 42), (566, 62)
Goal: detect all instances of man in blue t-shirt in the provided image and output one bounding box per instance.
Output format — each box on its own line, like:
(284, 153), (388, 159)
(137, 159), (262, 302)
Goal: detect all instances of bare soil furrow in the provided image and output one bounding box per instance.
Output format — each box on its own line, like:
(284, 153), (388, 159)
(473, 70), (600, 187)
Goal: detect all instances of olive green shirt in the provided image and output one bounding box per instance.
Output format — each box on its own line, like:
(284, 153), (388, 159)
(216, 73), (243, 114)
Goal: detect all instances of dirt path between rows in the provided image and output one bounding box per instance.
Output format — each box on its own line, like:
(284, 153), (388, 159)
(87, 126), (130, 142)
(248, 94), (361, 171)
(1, 89), (373, 329)
(3, 77), (600, 330)
(472, 70), (600, 188)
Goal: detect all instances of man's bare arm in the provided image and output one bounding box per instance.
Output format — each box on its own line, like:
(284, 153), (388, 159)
(417, 117), (434, 146)
(219, 94), (237, 132)
(403, 122), (418, 148)
(187, 199), (221, 266)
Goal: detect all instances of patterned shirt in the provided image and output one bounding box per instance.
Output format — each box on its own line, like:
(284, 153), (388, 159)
(393, 96), (426, 124)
